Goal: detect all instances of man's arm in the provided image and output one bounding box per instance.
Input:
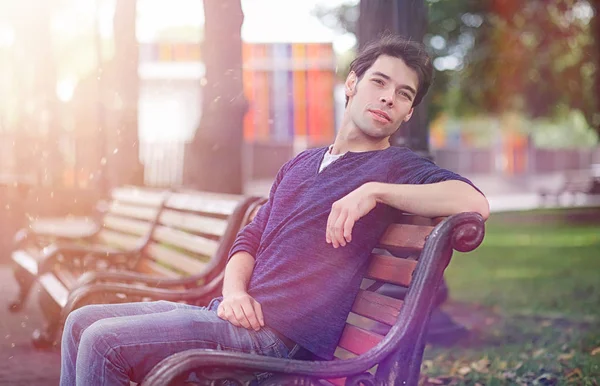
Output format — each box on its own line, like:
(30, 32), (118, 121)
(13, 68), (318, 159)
(217, 251), (265, 331)
(326, 180), (489, 248)
(372, 180), (489, 219)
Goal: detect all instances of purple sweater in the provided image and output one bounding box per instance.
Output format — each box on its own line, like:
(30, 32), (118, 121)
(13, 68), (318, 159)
(228, 146), (480, 359)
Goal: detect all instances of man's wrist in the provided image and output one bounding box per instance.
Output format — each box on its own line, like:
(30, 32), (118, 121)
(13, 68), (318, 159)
(222, 289), (247, 298)
(364, 181), (386, 204)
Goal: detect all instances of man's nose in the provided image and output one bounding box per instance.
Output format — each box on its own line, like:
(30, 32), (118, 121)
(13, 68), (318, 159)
(379, 95), (394, 107)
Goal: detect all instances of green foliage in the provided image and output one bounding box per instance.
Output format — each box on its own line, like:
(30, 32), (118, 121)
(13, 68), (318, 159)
(313, 0), (599, 135)
(530, 109), (599, 148)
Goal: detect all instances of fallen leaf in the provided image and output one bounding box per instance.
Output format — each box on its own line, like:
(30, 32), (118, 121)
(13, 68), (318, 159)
(591, 346), (600, 356)
(471, 358), (491, 373)
(533, 348), (546, 358)
(426, 377), (448, 385)
(541, 320), (552, 327)
(533, 373), (557, 385)
(558, 351), (575, 361)
(457, 366), (471, 376)
(500, 371), (517, 380)
(565, 368), (582, 379)
(513, 361), (524, 370)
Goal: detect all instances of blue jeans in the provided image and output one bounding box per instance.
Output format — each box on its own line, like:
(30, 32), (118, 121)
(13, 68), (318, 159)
(60, 299), (300, 386)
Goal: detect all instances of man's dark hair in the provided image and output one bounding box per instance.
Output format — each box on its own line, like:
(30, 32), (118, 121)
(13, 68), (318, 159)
(345, 34), (434, 107)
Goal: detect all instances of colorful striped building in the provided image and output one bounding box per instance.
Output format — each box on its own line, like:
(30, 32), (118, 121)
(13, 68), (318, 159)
(139, 41), (338, 146)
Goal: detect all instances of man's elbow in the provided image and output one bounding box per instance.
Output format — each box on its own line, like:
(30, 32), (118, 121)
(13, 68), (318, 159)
(463, 193), (490, 220)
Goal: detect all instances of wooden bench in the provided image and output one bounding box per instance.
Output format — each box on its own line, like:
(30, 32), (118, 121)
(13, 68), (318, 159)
(539, 168), (600, 205)
(9, 186), (170, 313)
(30, 191), (261, 348)
(139, 211), (486, 386)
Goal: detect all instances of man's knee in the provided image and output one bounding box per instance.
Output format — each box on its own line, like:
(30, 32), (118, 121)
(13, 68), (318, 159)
(78, 319), (117, 357)
(64, 305), (105, 342)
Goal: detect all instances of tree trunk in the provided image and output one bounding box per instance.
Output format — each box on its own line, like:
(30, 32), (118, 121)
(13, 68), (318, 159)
(107, 0), (144, 188)
(16, 0), (62, 184)
(592, 0), (600, 134)
(184, 0), (247, 193)
(357, 0), (430, 156)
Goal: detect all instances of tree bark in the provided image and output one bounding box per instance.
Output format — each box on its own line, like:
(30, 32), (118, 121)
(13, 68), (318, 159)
(592, 0), (600, 134)
(357, 0), (430, 156)
(107, 0), (144, 188)
(183, 0), (247, 193)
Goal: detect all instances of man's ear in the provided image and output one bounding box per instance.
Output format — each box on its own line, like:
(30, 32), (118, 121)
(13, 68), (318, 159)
(345, 71), (357, 97)
(403, 107), (415, 122)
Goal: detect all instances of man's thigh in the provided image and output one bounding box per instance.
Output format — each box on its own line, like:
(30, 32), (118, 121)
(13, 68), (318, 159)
(79, 301), (285, 383)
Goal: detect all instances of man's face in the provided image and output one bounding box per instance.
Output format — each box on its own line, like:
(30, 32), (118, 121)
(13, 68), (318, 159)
(345, 55), (419, 140)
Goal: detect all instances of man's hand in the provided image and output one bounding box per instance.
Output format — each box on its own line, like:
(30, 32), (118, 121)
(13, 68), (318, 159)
(326, 183), (378, 248)
(217, 291), (265, 331)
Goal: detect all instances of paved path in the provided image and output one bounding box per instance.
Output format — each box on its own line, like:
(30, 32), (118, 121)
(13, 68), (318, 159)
(0, 265), (60, 386)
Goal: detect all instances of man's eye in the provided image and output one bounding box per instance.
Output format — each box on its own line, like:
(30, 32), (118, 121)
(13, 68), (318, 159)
(398, 91), (413, 100)
(372, 79), (384, 85)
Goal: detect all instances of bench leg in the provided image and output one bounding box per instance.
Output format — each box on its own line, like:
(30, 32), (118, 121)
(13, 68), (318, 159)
(8, 265), (35, 312)
(32, 320), (59, 349)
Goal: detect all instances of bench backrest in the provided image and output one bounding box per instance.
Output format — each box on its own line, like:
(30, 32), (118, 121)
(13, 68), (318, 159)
(135, 191), (251, 278)
(96, 186), (169, 250)
(330, 214), (445, 385)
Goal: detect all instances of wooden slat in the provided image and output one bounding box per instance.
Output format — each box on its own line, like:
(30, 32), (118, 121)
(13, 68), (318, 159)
(39, 273), (69, 308)
(29, 217), (97, 238)
(54, 269), (78, 291)
(111, 187), (167, 207)
(337, 324), (384, 356)
(365, 255), (417, 287)
(153, 226), (219, 256)
(11, 249), (39, 275)
(166, 192), (241, 216)
(393, 214), (444, 226)
(351, 290), (403, 326)
(147, 244), (208, 275)
(346, 312), (391, 336)
(108, 202), (160, 221)
(103, 215), (153, 237)
(159, 210), (227, 237)
(97, 230), (141, 250)
(333, 346), (357, 361)
(137, 260), (182, 278)
(378, 224), (433, 252)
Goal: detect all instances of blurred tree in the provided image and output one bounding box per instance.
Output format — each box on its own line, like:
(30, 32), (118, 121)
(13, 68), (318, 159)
(356, 1), (431, 155)
(105, 0), (144, 188)
(315, 0), (599, 136)
(462, 0), (597, 134)
(184, 0), (246, 193)
(591, 0), (600, 131)
(11, 0), (63, 184)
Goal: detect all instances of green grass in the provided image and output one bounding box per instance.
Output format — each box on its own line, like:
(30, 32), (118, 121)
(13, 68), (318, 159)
(421, 214), (600, 385)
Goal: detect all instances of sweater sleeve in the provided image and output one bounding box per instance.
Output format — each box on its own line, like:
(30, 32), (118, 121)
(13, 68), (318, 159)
(390, 153), (484, 196)
(227, 157), (293, 260)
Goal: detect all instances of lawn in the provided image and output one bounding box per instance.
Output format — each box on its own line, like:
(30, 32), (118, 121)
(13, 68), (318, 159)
(421, 211), (600, 385)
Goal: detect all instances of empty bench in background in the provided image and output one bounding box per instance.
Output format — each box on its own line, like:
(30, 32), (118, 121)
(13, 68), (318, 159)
(31, 191), (260, 348)
(141, 211), (486, 386)
(9, 186), (170, 313)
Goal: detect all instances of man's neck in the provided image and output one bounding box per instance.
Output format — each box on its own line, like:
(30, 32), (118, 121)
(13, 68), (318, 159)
(331, 115), (390, 155)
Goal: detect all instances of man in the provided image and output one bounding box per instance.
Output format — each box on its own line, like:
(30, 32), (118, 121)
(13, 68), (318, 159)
(60, 35), (489, 385)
